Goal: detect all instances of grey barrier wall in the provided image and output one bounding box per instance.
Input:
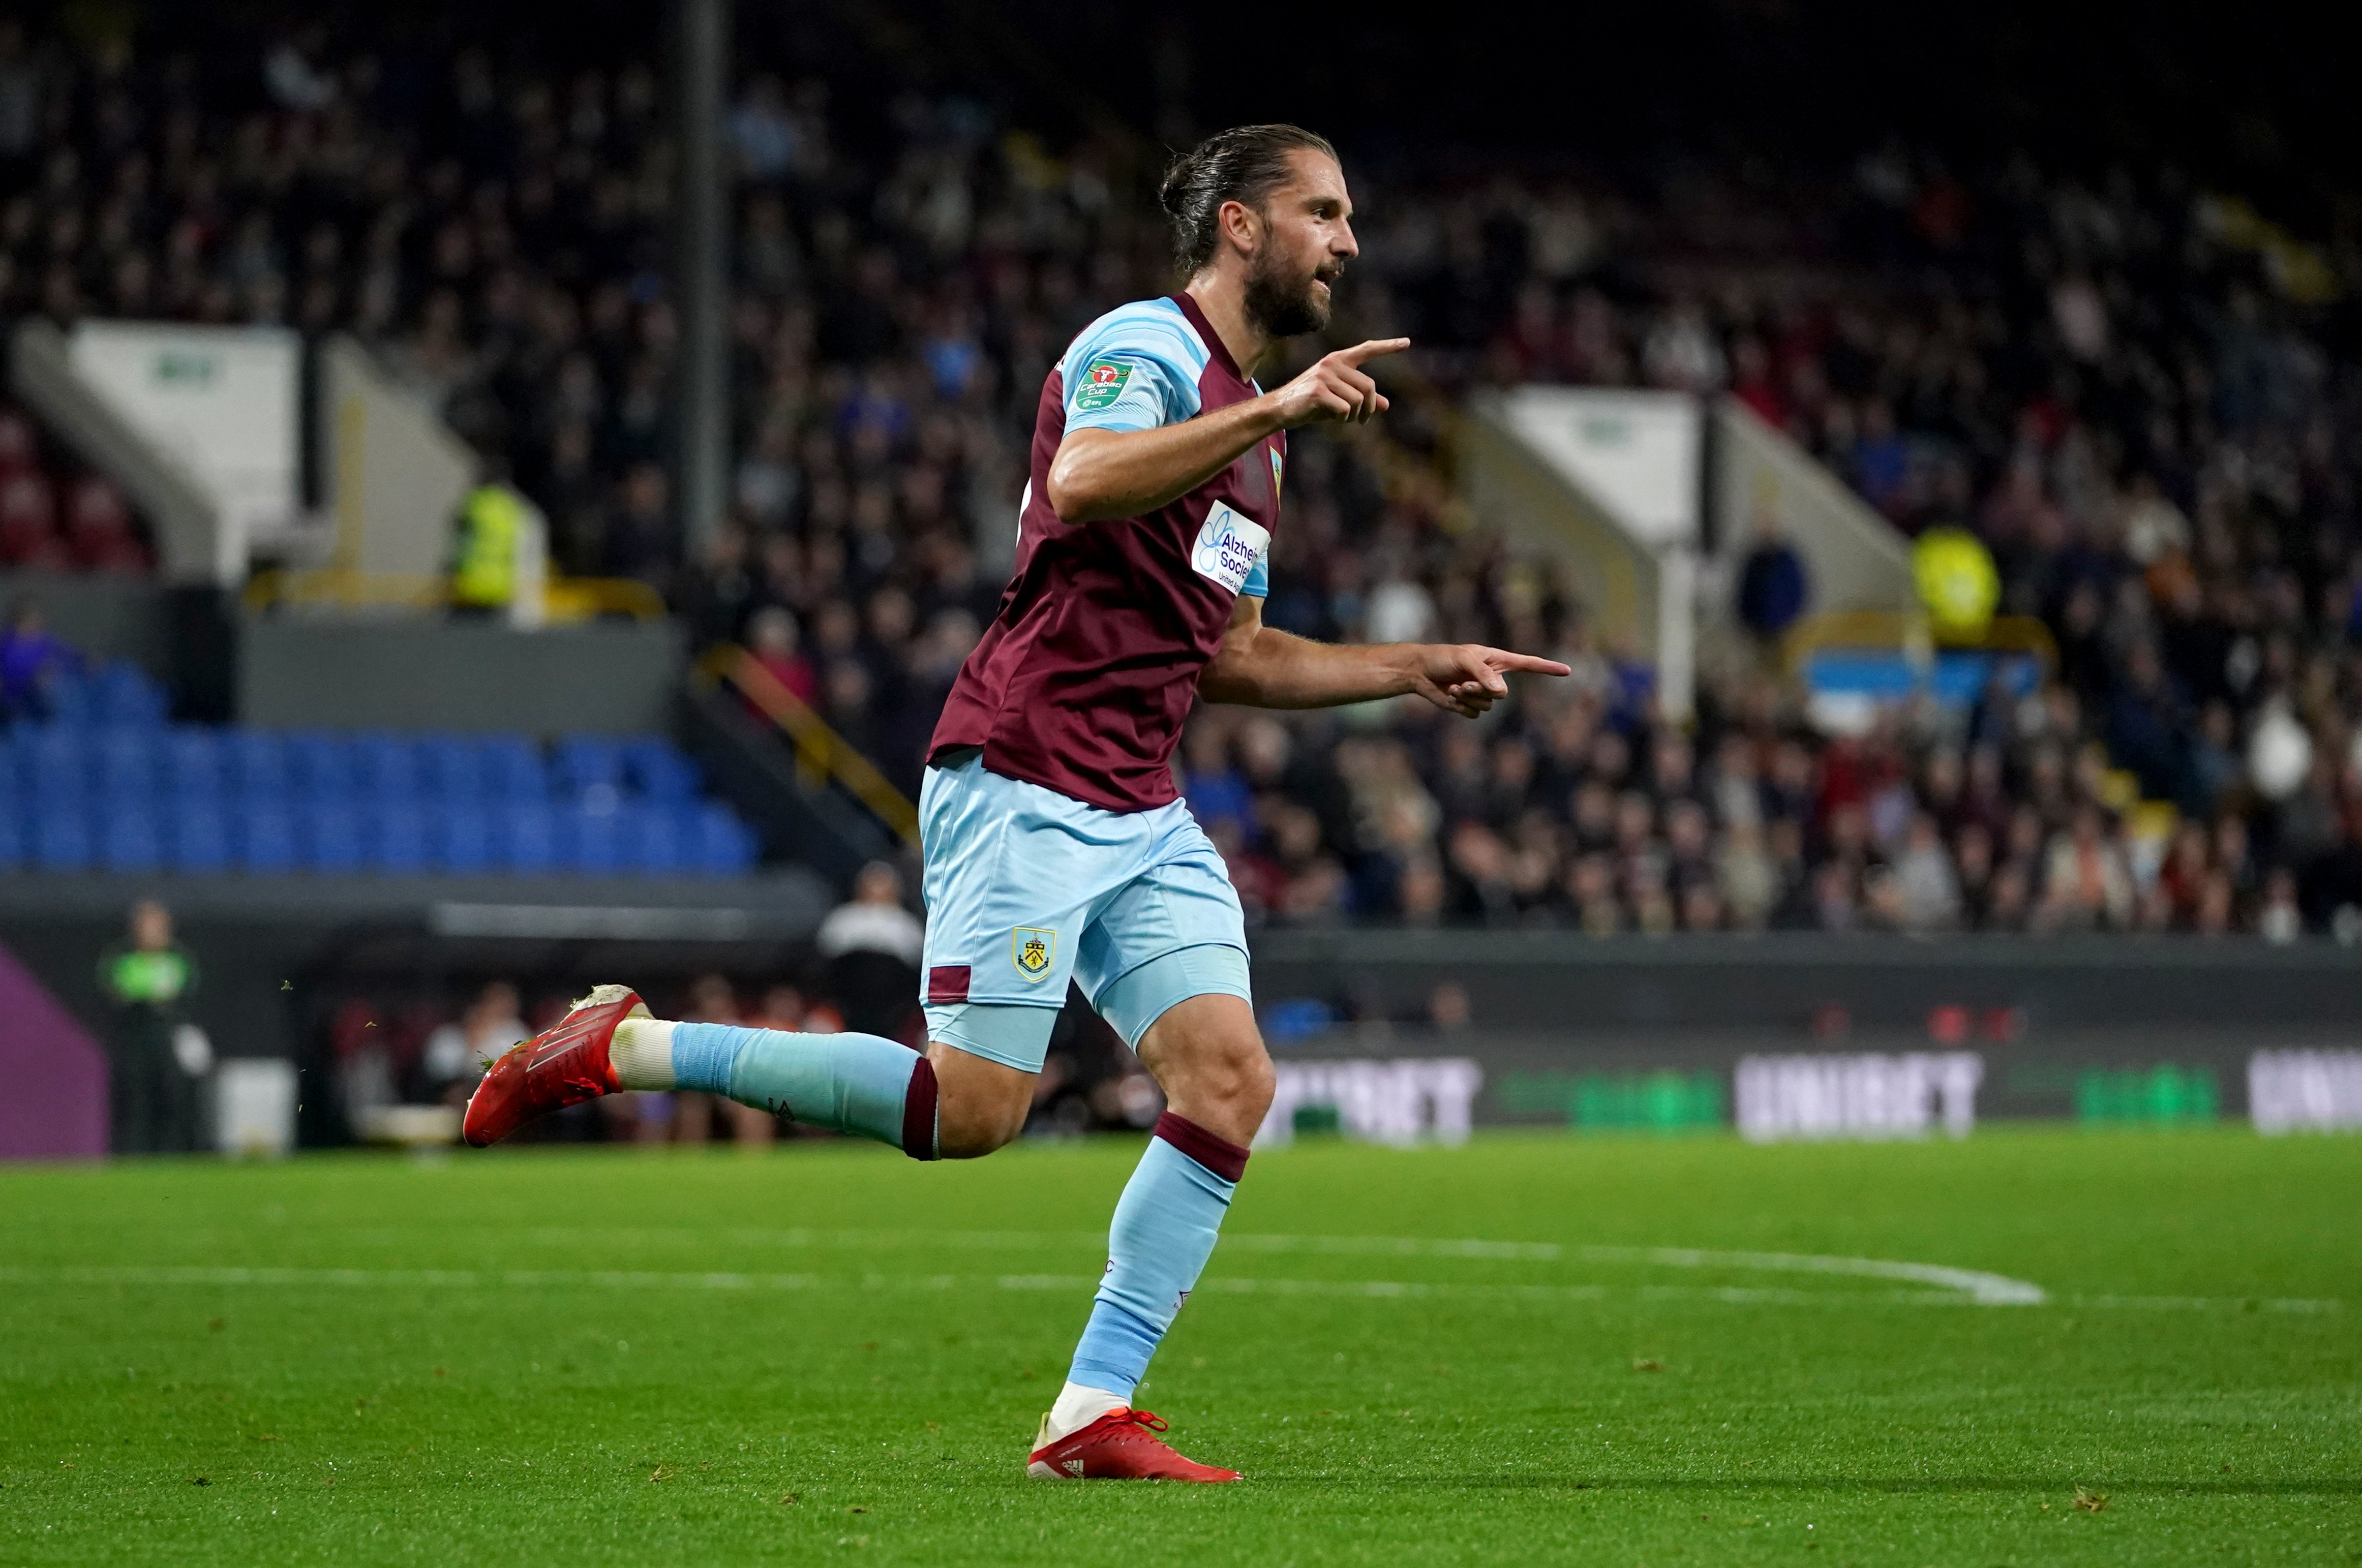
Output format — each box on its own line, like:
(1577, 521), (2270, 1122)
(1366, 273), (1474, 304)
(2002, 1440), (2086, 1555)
(0, 571), (174, 676)
(1245, 929), (2362, 1031)
(238, 616), (686, 734)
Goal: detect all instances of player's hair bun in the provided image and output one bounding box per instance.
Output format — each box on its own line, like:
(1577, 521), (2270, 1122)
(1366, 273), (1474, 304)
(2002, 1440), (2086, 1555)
(1158, 124), (1338, 276)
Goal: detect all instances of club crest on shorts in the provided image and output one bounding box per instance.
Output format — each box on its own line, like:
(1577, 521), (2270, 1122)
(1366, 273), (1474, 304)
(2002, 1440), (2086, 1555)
(1011, 926), (1055, 981)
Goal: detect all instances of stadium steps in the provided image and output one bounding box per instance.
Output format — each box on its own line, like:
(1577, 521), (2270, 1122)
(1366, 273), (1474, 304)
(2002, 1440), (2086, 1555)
(677, 680), (898, 886)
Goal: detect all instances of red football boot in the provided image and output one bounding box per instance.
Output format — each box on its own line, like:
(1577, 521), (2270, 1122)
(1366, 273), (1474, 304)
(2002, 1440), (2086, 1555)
(462, 985), (648, 1147)
(1025, 1408), (1241, 1482)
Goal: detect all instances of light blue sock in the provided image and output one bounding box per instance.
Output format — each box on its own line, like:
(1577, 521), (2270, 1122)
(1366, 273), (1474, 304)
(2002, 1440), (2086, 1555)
(670, 1022), (937, 1158)
(1067, 1113), (1248, 1400)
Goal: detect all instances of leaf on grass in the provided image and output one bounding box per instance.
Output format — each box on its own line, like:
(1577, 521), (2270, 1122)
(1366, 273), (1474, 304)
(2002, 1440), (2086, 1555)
(649, 1465), (674, 1483)
(191, 1477), (209, 1486)
(777, 1493), (798, 1505)
(1633, 1358), (1665, 1373)
(849, 1505), (869, 1514)
(2074, 1487), (2108, 1513)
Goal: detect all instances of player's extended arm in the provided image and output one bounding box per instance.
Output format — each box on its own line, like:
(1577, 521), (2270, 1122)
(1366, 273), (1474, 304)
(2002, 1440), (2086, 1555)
(1197, 593), (1571, 717)
(1045, 339), (1410, 524)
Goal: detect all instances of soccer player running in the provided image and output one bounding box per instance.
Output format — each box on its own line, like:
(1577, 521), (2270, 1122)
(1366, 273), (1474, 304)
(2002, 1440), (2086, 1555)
(464, 124), (1568, 1481)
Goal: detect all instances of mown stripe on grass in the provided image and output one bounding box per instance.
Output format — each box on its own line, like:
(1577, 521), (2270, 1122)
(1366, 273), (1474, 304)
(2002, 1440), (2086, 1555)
(0, 1263), (2334, 1314)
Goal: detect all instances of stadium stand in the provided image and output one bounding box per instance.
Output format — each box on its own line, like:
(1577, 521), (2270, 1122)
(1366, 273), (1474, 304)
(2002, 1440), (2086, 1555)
(3, 14), (2355, 937)
(0, 657), (758, 877)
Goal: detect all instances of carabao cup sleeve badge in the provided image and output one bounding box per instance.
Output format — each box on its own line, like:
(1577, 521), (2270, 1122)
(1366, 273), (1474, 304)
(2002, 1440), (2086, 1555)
(1011, 927), (1055, 981)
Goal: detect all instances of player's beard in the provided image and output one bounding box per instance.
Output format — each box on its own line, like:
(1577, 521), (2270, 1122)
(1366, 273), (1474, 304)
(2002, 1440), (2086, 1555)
(1244, 246), (1330, 340)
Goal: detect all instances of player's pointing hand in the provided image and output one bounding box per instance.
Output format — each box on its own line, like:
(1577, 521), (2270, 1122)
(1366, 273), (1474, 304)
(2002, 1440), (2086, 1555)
(1407, 643), (1573, 718)
(1269, 338), (1411, 428)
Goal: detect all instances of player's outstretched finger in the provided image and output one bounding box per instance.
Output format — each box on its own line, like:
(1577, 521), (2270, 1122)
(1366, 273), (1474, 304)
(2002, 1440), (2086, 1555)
(1337, 337), (1412, 365)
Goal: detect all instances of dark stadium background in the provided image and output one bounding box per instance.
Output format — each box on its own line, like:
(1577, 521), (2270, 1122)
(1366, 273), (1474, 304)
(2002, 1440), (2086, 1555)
(1, 0), (2359, 1158)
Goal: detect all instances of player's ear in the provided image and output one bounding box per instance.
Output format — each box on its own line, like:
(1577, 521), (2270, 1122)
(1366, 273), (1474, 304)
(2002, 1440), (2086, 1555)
(1218, 197), (1260, 255)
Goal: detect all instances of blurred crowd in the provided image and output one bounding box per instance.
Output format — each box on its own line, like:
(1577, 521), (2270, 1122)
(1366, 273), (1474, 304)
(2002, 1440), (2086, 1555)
(5, 16), (2360, 934)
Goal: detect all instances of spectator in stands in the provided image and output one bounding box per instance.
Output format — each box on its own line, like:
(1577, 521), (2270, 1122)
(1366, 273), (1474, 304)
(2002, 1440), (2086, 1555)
(815, 860), (924, 1042)
(420, 980), (530, 1106)
(1735, 519), (1809, 650)
(745, 604), (817, 705)
(1, 596), (73, 721)
(97, 899), (203, 1154)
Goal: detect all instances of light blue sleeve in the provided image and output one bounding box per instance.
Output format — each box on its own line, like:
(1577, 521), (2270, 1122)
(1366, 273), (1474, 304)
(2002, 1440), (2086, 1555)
(1061, 304), (1207, 434)
(1241, 553), (1268, 599)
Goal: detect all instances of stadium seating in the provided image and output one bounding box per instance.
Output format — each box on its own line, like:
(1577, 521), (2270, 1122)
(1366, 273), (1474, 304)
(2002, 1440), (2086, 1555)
(0, 662), (758, 878)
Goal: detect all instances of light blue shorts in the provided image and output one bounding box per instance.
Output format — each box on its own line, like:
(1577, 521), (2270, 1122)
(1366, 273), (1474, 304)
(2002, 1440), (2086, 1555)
(918, 751), (1251, 1073)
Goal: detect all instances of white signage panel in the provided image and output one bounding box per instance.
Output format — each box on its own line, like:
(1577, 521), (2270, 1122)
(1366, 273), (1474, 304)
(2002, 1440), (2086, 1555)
(1735, 1052), (1984, 1142)
(71, 321), (302, 572)
(1498, 387), (1701, 547)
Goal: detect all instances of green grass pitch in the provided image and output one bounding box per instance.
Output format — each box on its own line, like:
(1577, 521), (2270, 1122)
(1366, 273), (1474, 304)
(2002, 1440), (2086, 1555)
(4, 1126), (2358, 1565)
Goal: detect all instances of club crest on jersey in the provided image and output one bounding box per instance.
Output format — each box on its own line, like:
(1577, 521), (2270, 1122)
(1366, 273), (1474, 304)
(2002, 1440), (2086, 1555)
(1070, 358), (1131, 413)
(1191, 501), (1270, 597)
(1012, 926), (1056, 981)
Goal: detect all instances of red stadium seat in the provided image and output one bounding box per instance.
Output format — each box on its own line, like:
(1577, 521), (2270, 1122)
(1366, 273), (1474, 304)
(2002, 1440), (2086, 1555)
(0, 469), (63, 568)
(0, 410), (37, 476)
(65, 476), (147, 572)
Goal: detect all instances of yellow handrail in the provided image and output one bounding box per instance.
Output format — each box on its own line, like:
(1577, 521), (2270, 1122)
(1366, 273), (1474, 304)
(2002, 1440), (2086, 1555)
(698, 644), (920, 846)
(1781, 610), (2057, 674)
(243, 569), (667, 622)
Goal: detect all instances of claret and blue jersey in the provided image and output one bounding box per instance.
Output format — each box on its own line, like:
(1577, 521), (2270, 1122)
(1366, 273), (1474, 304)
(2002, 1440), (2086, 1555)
(929, 292), (1284, 814)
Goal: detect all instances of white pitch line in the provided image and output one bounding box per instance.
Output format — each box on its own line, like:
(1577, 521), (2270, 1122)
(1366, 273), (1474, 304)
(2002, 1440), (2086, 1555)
(515, 1225), (2046, 1305)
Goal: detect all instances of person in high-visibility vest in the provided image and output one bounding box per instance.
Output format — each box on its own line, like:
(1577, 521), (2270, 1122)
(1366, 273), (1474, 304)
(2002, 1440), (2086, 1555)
(450, 481), (548, 626)
(1912, 526), (2001, 640)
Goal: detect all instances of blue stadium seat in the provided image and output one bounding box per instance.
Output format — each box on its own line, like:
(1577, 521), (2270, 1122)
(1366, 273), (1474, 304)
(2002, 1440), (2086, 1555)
(555, 734), (626, 799)
(302, 803), (364, 873)
(94, 727), (159, 800)
(568, 804), (624, 875)
(227, 730), (290, 801)
(99, 806), (162, 873)
(691, 803), (758, 876)
(623, 737), (702, 804)
(288, 730), (356, 804)
(164, 727), (225, 800)
(352, 731), (422, 803)
(371, 803), (429, 874)
(41, 668), (93, 725)
(430, 804), (492, 873)
(167, 802), (230, 874)
(25, 726), (87, 801)
(631, 803), (688, 876)
(496, 802), (558, 874)
(32, 802), (91, 871)
(93, 660), (168, 726)
(419, 734), (484, 801)
(236, 805), (297, 874)
(483, 734), (549, 804)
